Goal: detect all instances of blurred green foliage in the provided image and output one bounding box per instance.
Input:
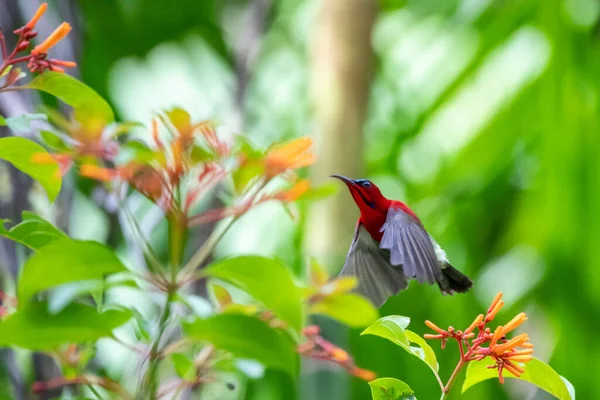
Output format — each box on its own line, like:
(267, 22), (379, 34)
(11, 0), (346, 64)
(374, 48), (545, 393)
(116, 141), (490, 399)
(2, 0), (599, 398)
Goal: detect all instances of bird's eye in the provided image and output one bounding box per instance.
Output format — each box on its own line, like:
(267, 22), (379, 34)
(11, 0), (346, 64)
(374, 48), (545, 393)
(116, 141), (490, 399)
(362, 181), (372, 188)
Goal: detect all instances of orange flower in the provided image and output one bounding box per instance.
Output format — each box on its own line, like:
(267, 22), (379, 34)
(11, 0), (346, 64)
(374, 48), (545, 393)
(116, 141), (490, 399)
(276, 179), (310, 202)
(331, 348), (350, 362)
(489, 325), (503, 347)
(32, 22), (72, 55)
(464, 314), (484, 335)
(25, 3), (48, 30)
(491, 333), (530, 355)
(79, 165), (117, 181)
(51, 60), (77, 68)
(500, 312), (527, 336)
(30, 152), (56, 164)
(265, 137), (316, 176)
(350, 367), (377, 381)
(485, 300), (504, 322)
(425, 320), (447, 335)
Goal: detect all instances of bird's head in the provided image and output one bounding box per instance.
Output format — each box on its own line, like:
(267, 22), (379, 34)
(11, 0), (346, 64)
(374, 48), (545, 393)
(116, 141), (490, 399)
(331, 175), (391, 216)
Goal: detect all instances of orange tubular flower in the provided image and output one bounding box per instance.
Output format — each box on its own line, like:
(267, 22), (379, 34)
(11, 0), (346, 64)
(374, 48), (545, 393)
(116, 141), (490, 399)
(489, 325), (504, 347)
(265, 137), (316, 176)
(79, 165), (118, 181)
(501, 312), (527, 336)
(32, 22), (72, 55)
(25, 3), (48, 30)
(331, 348), (350, 363)
(423, 292), (534, 387)
(491, 333), (530, 355)
(277, 179), (310, 202)
(485, 300), (504, 322)
(425, 320), (447, 335)
(350, 367), (377, 382)
(464, 314), (484, 335)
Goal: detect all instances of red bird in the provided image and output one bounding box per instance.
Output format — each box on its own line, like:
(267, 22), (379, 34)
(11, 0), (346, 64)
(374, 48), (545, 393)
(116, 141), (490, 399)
(332, 175), (472, 307)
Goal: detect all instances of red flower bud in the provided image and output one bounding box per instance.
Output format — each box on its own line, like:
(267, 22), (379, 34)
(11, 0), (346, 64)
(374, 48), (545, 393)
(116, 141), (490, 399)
(16, 41), (30, 51)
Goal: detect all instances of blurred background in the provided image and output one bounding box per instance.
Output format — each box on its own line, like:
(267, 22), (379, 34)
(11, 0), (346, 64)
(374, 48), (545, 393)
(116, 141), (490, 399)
(1, 0), (599, 399)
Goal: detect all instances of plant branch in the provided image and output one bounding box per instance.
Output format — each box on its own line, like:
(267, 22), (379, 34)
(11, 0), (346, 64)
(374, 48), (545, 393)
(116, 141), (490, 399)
(179, 216), (236, 278)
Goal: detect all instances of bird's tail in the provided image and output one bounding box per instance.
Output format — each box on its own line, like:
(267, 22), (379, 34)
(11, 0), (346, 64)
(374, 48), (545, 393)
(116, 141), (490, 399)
(437, 263), (473, 294)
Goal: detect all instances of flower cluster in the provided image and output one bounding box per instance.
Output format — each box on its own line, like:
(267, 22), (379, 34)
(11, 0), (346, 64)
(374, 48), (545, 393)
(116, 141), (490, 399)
(299, 325), (376, 381)
(0, 2), (75, 85)
(424, 292), (533, 383)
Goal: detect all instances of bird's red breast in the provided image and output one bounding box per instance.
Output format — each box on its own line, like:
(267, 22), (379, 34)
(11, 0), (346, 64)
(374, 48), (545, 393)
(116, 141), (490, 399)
(359, 200), (420, 242)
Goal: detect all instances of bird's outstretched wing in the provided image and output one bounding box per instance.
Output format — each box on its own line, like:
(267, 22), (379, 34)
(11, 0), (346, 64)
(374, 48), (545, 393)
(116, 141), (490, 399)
(339, 224), (408, 307)
(379, 207), (442, 285)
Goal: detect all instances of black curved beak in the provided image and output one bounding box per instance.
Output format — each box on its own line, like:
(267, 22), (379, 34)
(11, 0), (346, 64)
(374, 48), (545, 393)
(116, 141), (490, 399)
(330, 174), (355, 186)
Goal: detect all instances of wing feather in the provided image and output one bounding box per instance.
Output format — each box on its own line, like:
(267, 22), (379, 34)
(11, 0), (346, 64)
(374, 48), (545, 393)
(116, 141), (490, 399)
(339, 225), (408, 307)
(379, 207), (441, 284)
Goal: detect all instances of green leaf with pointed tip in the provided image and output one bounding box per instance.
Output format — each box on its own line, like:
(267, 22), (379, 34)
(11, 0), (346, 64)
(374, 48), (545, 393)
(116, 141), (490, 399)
(0, 115), (5, 125)
(369, 378), (416, 400)
(183, 314), (297, 376)
(39, 130), (69, 152)
(0, 137), (61, 202)
(171, 353), (196, 382)
(0, 65), (12, 79)
(0, 211), (68, 250)
(463, 357), (574, 399)
(309, 293), (378, 328)
(203, 256), (304, 332)
(362, 316), (439, 376)
(26, 72), (114, 124)
(18, 239), (127, 305)
(0, 302), (131, 350)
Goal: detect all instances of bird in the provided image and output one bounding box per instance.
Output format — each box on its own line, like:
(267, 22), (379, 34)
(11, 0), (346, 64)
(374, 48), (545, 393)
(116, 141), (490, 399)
(331, 175), (472, 307)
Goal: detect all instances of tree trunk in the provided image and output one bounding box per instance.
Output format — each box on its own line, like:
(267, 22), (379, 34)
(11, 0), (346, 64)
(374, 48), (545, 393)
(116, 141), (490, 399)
(306, 0), (377, 268)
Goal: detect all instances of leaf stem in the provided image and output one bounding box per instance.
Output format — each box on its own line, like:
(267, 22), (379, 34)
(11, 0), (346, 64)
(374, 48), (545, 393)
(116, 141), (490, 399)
(440, 358), (466, 399)
(179, 216), (236, 279)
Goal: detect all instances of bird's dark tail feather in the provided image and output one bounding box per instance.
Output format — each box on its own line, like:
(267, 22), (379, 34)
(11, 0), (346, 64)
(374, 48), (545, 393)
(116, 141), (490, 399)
(438, 264), (472, 294)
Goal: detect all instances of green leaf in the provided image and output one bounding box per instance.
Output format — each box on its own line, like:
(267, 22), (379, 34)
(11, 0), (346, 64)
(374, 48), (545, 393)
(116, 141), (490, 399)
(0, 65), (12, 79)
(0, 136), (61, 202)
(18, 239), (127, 305)
(39, 130), (69, 152)
(166, 108), (191, 132)
(232, 162), (264, 194)
(203, 256), (304, 332)
(26, 72), (114, 124)
(0, 211), (68, 250)
(404, 330), (438, 375)
(171, 353), (196, 382)
(369, 378), (416, 400)
(190, 144), (216, 163)
(361, 316), (411, 346)
(0, 302), (131, 350)
(0, 115), (5, 125)
(183, 314), (297, 376)
(463, 357), (575, 400)
(235, 136), (265, 160)
(309, 293), (378, 328)
(4, 113), (48, 134)
(362, 316), (439, 375)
